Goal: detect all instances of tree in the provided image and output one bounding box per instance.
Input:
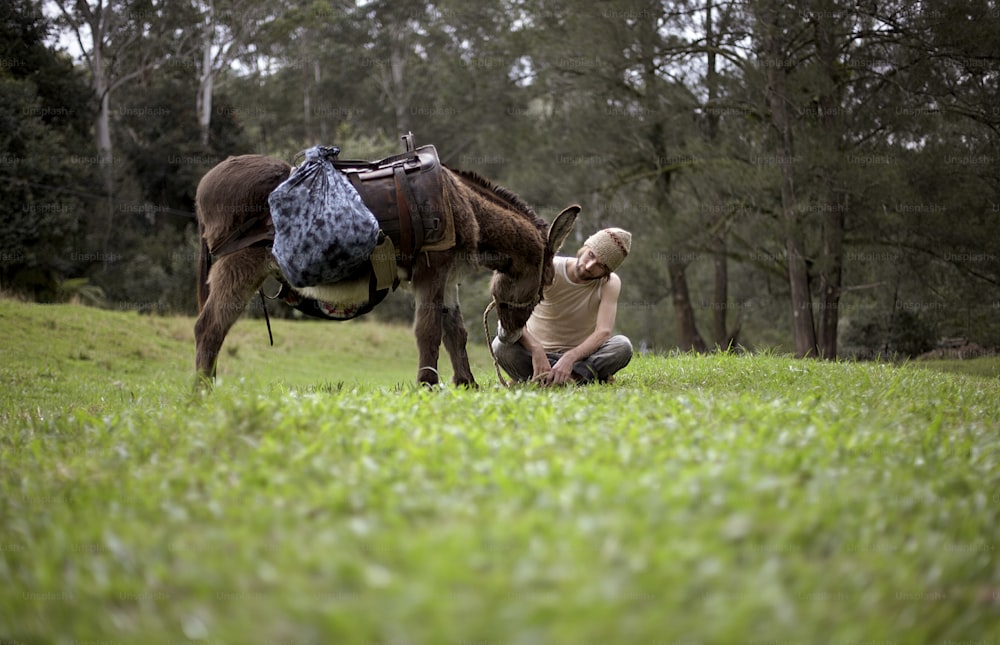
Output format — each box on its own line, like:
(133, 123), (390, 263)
(749, 0), (818, 357)
(193, 0), (281, 146)
(21, 0), (996, 341)
(0, 0), (95, 299)
(49, 0), (198, 164)
(47, 0), (201, 258)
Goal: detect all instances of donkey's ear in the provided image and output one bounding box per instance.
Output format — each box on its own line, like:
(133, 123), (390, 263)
(547, 205), (579, 254)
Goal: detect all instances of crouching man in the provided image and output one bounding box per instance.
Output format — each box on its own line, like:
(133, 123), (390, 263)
(492, 228), (633, 385)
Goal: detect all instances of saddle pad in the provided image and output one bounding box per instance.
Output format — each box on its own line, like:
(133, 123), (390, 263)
(268, 146), (380, 288)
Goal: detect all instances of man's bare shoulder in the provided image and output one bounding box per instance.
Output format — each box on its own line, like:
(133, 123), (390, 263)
(601, 272), (623, 300)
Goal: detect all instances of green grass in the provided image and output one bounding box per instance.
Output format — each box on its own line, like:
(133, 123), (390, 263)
(908, 356), (1000, 380)
(0, 299), (496, 421)
(1, 300), (999, 644)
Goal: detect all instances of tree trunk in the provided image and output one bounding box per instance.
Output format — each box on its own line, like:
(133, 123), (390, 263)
(758, 1), (817, 358)
(817, 200), (844, 358)
(704, 0), (719, 142)
(315, 60), (327, 142)
(303, 64), (313, 141)
(705, 0), (730, 349)
(389, 26), (410, 134)
(712, 234), (730, 347)
(669, 258), (708, 352)
(784, 237), (817, 357)
(91, 35), (114, 252)
(91, 30), (113, 168)
(814, 11), (846, 360)
(198, 0), (215, 147)
(95, 86), (113, 168)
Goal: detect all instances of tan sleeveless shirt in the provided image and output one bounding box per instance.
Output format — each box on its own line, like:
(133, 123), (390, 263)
(526, 256), (603, 352)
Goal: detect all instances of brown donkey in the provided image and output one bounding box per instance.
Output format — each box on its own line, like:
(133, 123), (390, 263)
(194, 153), (578, 387)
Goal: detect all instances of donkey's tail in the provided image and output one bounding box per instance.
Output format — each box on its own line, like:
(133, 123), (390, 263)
(197, 233), (211, 313)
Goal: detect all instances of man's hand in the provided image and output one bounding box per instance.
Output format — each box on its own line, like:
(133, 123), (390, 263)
(531, 350), (552, 383)
(547, 354), (577, 385)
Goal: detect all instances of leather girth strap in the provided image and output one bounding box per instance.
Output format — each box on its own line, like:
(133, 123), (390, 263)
(393, 166), (414, 274)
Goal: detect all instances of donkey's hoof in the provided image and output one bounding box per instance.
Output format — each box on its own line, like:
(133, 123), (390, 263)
(417, 366), (441, 387)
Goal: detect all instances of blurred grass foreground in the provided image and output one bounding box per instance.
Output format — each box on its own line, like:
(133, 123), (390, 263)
(1, 299), (998, 644)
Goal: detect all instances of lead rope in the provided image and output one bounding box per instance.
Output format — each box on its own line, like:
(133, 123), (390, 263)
(482, 299), (509, 388)
(259, 288), (274, 346)
(484, 245), (550, 388)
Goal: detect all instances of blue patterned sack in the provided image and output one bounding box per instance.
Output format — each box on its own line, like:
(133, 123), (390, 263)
(268, 146), (380, 287)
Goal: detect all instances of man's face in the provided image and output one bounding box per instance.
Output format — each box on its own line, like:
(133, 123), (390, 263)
(576, 246), (610, 281)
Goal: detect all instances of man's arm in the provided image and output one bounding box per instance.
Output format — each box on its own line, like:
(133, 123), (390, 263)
(516, 327), (556, 381)
(546, 274), (622, 384)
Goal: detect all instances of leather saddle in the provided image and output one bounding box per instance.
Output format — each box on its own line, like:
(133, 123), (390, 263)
(329, 132), (453, 276)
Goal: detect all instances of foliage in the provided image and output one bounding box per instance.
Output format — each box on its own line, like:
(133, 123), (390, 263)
(93, 63), (252, 313)
(0, 0), (95, 299)
(4, 0), (999, 356)
(842, 308), (939, 360)
(1, 299), (999, 643)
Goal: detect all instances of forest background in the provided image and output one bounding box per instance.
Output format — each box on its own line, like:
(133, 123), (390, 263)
(2, 0), (998, 359)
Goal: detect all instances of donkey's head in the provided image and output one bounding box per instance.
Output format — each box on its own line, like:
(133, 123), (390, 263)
(490, 205), (579, 332)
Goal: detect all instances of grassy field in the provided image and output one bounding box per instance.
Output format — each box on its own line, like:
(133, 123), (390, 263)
(1, 299), (999, 644)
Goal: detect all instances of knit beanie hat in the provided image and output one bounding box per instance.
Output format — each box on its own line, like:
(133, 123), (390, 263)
(584, 228), (632, 271)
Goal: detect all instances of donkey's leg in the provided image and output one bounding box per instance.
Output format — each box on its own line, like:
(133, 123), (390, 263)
(411, 262), (449, 387)
(412, 287), (444, 387)
(194, 248), (271, 383)
(440, 283), (476, 387)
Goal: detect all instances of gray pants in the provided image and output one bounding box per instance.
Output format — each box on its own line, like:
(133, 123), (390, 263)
(491, 334), (633, 383)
